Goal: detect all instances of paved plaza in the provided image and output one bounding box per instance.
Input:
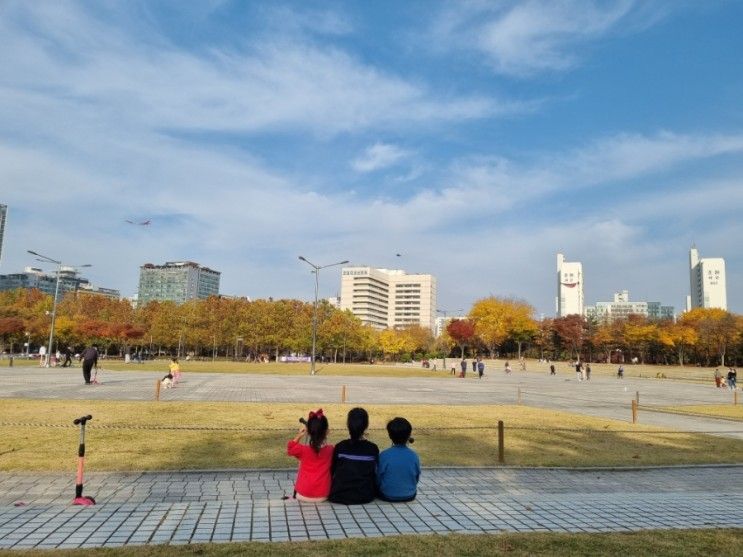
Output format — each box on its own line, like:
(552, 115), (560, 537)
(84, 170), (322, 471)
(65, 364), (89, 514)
(1, 466), (741, 549)
(2, 366), (741, 438)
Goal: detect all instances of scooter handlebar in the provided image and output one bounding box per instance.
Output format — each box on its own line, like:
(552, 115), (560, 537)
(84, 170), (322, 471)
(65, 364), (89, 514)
(73, 415), (93, 425)
(298, 417), (308, 426)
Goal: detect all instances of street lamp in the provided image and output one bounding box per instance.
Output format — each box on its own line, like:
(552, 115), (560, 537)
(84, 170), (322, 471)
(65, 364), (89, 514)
(436, 308), (463, 371)
(28, 250), (91, 367)
(298, 256), (349, 375)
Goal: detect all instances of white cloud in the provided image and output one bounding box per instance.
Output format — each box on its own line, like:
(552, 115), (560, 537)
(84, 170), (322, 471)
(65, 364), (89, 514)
(0, 2), (508, 137)
(434, 0), (666, 77)
(351, 143), (411, 173)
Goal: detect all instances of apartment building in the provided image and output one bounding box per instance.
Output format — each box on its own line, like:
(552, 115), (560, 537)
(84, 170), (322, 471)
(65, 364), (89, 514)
(0, 266), (120, 299)
(138, 261), (220, 305)
(339, 267), (437, 330)
(585, 290), (674, 322)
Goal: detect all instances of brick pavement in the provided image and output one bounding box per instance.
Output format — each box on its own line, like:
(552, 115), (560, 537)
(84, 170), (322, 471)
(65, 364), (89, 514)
(0, 466), (741, 549)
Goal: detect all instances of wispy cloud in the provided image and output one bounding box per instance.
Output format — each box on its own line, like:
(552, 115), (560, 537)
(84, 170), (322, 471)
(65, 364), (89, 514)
(434, 0), (667, 77)
(0, 2), (506, 138)
(351, 143), (411, 173)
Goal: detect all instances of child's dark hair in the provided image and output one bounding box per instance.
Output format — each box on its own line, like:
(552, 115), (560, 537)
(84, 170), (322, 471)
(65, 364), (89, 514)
(307, 415), (329, 454)
(347, 407), (368, 441)
(386, 417), (412, 445)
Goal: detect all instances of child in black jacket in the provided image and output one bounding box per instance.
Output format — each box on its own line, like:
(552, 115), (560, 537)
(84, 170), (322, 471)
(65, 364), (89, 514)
(328, 407), (379, 505)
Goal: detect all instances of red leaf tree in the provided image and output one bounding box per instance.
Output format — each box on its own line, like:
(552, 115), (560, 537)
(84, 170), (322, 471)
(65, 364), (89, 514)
(446, 319), (476, 359)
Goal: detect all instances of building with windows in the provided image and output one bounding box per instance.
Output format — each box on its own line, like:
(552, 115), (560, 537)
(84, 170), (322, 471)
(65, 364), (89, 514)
(0, 204), (6, 267)
(556, 253), (584, 317)
(434, 314), (467, 338)
(585, 290), (674, 322)
(339, 267), (437, 330)
(0, 266), (120, 299)
(137, 261), (220, 305)
(688, 246), (727, 311)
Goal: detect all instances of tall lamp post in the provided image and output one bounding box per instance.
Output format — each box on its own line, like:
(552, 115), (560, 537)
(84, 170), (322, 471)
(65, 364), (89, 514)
(28, 250), (91, 367)
(298, 256), (349, 375)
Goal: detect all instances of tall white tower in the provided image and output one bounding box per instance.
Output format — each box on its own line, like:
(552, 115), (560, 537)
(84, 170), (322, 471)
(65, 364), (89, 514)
(556, 253), (584, 317)
(689, 246), (727, 310)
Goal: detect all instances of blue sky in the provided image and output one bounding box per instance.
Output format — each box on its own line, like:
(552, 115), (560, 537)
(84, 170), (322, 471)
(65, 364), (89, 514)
(1, 0), (742, 315)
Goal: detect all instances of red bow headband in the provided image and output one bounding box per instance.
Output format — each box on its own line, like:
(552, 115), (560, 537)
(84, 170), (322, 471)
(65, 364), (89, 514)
(308, 408), (324, 421)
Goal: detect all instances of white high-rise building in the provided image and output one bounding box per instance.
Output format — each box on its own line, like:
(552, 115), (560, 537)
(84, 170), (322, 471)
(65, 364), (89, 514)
(339, 267), (437, 330)
(556, 253), (584, 317)
(688, 246), (727, 311)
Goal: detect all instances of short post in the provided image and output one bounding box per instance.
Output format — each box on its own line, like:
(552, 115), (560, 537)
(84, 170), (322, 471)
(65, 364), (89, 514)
(497, 420), (505, 464)
(341, 385), (346, 403)
(635, 391), (640, 405)
(155, 379), (161, 402)
(631, 399), (638, 424)
(517, 387), (522, 405)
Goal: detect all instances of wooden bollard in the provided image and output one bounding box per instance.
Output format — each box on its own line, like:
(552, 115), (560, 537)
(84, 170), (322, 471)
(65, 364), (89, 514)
(497, 420), (505, 464)
(631, 399), (638, 423)
(341, 385), (347, 403)
(517, 387), (522, 405)
(155, 379), (161, 401)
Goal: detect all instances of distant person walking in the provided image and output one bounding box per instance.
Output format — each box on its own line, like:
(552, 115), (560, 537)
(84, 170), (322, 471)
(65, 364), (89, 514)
(585, 364), (591, 381)
(617, 365), (624, 379)
(727, 368), (737, 390)
(61, 346), (73, 368)
(550, 364), (556, 376)
(575, 361), (583, 382)
(714, 368), (723, 388)
(471, 359), (477, 374)
(80, 345), (98, 385)
(460, 359), (467, 378)
(477, 359), (484, 379)
(504, 361), (512, 375)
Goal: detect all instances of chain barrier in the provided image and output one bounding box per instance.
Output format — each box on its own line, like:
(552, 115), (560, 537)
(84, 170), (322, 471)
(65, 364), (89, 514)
(1, 422), (741, 435)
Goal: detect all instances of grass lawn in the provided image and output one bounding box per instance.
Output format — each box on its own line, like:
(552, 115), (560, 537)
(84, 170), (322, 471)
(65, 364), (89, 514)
(1, 400), (742, 471)
(652, 404), (743, 421)
(0, 529), (740, 557)
(67, 358), (726, 384)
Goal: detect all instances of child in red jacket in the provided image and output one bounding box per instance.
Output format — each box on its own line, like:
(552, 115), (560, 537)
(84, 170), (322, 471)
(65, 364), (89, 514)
(287, 409), (333, 502)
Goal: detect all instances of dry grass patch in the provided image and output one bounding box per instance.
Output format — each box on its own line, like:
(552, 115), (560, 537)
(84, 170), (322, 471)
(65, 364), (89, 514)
(2, 400), (742, 471)
(0, 529), (741, 557)
(653, 404), (743, 421)
(75, 358), (726, 384)
(96, 360), (447, 378)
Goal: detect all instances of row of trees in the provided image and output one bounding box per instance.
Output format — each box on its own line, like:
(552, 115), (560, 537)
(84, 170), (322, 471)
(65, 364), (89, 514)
(447, 300), (743, 367)
(1, 288), (742, 365)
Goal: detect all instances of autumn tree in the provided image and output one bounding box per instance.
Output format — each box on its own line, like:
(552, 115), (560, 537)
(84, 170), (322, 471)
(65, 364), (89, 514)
(533, 318), (555, 360)
(446, 319), (476, 358)
(620, 315), (658, 364)
(469, 298), (510, 358)
(553, 314), (587, 360)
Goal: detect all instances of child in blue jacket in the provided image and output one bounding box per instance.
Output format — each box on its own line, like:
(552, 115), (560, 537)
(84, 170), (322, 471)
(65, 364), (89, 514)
(377, 417), (420, 502)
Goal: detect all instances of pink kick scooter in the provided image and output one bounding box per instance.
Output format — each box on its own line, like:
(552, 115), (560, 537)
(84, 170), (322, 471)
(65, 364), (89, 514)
(72, 415), (96, 506)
